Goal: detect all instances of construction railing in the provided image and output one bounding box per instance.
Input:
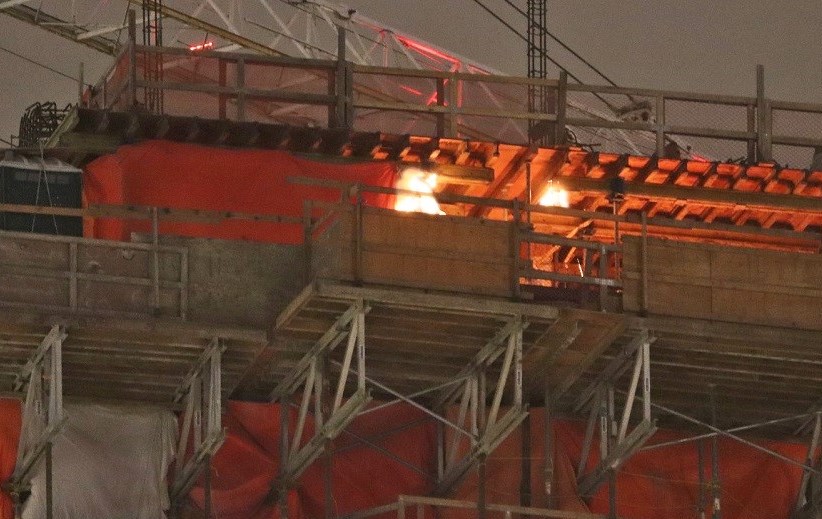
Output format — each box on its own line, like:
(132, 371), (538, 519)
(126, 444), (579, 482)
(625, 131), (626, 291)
(2, 182), (820, 317)
(341, 495), (604, 519)
(82, 35), (822, 167)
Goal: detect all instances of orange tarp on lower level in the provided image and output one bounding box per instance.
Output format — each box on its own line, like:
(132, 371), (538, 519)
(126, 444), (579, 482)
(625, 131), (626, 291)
(0, 399), (813, 519)
(0, 400), (20, 519)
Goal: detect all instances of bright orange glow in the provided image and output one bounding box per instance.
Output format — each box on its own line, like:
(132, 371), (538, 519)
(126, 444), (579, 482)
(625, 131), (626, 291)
(394, 168), (444, 215)
(189, 42), (214, 52)
(538, 184), (570, 208)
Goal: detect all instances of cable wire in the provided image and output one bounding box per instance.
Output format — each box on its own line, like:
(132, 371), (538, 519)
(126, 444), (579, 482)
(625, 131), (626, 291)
(0, 43), (79, 83)
(499, 0), (618, 87)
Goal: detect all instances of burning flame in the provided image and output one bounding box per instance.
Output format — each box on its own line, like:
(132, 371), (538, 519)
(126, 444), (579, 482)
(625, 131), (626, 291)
(538, 184), (570, 208)
(189, 41), (214, 52)
(394, 168), (444, 215)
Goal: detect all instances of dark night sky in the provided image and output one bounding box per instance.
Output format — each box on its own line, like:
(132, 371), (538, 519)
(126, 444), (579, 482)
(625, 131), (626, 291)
(1, 0), (820, 144)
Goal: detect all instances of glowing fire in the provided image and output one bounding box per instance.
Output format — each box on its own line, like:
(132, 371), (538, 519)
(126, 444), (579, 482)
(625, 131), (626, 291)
(189, 41), (214, 52)
(538, 184), (570, 208)
(394, 168), (444, 215)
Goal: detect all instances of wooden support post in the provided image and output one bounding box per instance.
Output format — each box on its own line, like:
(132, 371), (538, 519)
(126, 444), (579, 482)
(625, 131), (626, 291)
(746, 104), (756, 164)
(698, 440), (706, 519)
(332, 26), (348, 129)
(478, 455), (487, 519)
(436, 78), (447, 137)
(218, 60), (227, 120)
(555, 71), (567, 145)
(127, 10), (137, 108)
(236, 59), (246, 122)
(543, 385), (555, 509)
(755, 65), (771, 162)
(204, 454), (212, 518)
(655, 95), (665, 157)
(640, 211), (648, 316)
(78, 62), (85, 106)
(520, 411), (532, 512)
(279, 394), (290, 518)
(710, 388), (721, 519)
(46, 443), (53, 519)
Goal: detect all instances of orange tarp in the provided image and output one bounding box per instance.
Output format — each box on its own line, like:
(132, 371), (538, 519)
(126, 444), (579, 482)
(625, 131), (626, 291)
(83, 141), (397, 243)
(0, 400), (20, 519)
(0, 399), (812, 519)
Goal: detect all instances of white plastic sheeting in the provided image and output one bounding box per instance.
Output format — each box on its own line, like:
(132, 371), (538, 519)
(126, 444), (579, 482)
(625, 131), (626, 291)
(21, 404), (176, 519)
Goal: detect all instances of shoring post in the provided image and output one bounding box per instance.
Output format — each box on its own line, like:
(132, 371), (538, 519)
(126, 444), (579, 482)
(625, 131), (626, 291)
(698, 440), (706, 519)
(598, 244), (608, 311)
(795, 412), (822, 515)
(655, 95), (665, 157)
(640, 212), (649, 316)
(436, 78), (447, 137)
(354, 186), (364, 284)
(755, 65), (772, 162)
(78, 62), (85, 107)
(127, 10), (137, 108)
(151, 206), (160, 313)
(236, 58), (246, 122)
(511, 199), (522, 301)
(746, 103), (756, 163)
(710, 387), (721, 519)
(279, 393), (290, 518)
(555, 71), (567, 145)
(218, 60), (227, 120)
(446, 72), (458, 138)
(478, 454), (487, 519)
(303, 201), (314, 285)
(520, 411), (532, 512)
(543, 385), (555, 508)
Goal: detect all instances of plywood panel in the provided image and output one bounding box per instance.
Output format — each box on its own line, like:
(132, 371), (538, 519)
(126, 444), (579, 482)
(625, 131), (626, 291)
(623, 236), (822, 331)
(315, 207), (515, 297)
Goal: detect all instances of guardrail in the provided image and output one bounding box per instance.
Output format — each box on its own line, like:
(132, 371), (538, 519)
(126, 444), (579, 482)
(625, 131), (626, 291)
(341, 494), (604, 519)
(81, 36), (822, 166)
(2, 182), (820, 315)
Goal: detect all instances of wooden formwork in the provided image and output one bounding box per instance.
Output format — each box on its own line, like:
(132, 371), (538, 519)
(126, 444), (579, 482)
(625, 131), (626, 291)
(622, 235), (822, 331)
(312, 206), (517, 298)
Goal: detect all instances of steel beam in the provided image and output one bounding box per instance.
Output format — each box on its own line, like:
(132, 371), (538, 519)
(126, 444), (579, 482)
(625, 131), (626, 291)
(433, 317), (529, 496)
(3, 325), (67, 518)
(576, 330), (657, 497)
(270, 303), (372, 505)
(170, 338), (226, 507)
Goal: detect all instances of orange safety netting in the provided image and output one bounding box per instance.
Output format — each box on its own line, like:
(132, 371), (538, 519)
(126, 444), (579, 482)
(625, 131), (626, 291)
(83, 141), (397, 243)
(0, 399), (813, 519)
(0, 400), (21, 519)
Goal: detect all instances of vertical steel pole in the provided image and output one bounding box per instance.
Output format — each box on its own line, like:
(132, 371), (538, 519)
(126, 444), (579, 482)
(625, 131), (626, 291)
(478, 455), (487, 519)
(279, 394), (290, 519)
(46, 442), (53, 519)
(204, 453), (211, 519)
(151, 207), (160, 312)
(555, 71), (567, 145)
(544, 385), (555, 509)
(640, 212), (649, 315)
(78, 62), (85, 106)
(756, 65), (767, 162)
(698, 440), (706, 519)
(710, 388), (721, 519)
(127, 10), (137, 108)
(236, 59), (246, 122)
(520, 411), (532, 511)
(655, 95), (665, 157)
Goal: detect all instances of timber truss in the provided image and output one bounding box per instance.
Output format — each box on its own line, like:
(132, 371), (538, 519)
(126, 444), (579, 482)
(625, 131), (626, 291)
(262, 281), (610, 508)
(0, 323), (229, 517)
(2, 325), (67, 516)
(269, 300), (371, 503)
(170, 338), (227, 514)
(432, 316), (529, 495)
(574, 329), (657, 498)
